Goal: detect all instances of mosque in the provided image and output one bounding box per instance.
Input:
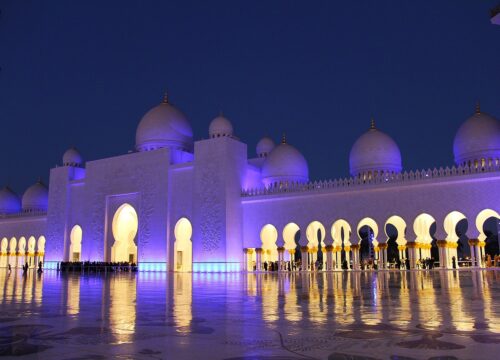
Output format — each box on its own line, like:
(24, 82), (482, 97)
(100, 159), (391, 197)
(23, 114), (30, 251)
(0, 95), (499, 272)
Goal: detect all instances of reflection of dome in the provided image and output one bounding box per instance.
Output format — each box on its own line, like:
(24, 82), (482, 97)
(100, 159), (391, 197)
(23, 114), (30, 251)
(22, 180), (48, 212)
(262, 136), (309, 187)
(209, 113), (233, 138)
(0, 186), (21, 214)
(63, 147), (83, 167)
(349, 119), (402, 177)
(256, 137), (275, 158)
(453, 105), (500, 166)
(135, 94), (193, 152)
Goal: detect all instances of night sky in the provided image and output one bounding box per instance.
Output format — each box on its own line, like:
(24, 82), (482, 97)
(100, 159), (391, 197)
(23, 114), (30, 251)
(1, 1), (499, 194)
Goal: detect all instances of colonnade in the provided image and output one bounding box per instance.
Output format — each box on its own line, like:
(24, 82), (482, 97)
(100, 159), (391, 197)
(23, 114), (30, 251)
(244, 208), (500, 271)
(0, 236), (46, 269)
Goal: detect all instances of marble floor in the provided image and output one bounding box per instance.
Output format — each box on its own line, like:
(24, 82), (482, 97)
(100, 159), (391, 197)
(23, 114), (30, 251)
(0, 269), (499, 360)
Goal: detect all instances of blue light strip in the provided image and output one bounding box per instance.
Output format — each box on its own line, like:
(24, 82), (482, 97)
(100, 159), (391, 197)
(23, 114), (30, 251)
(138, 262), (167, 272)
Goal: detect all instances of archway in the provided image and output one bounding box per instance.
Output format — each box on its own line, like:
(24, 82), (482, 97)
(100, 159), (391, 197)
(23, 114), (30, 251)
(18, 237), (26, 268)
(37, 236), (46, 267)
(384, 215), (407, 268)
(70, 225), (83, 261)
(413, 213), (436, 268)
(27, 236), (36, 268)
(444, 211), (468, 268)
(111, 203), (138, 263)
(306, 221), (326, 270)
(283, 223), (300, 270)
(174, 217), (193, 272)
(9, 237), (17, 267)
(0, 238), (7, 268)
(357, 218), (378, 268)
(331, 219), (352, 270)
(260, 224), (278, 270)
(476, 209), (500, 264)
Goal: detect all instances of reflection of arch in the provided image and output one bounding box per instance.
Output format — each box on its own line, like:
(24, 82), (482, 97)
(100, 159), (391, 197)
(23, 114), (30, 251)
(111, 203), (138, 263)
(283, 223), (300, 262)
(70, 225), (83, 261)
(174, 217), (193, 272)
(260, 224), (278, 262)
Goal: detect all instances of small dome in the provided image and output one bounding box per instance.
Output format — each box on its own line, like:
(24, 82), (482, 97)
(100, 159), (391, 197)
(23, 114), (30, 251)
(136, 94), (193, 152)
(63, 147), (83, 167)
(256, 137), (275, 158)
(209, 113), (233, 138)
(262, 136), (309, 187)
(22, 180), (48, 212)
(453, 106), (500, 166)
(0, 186), (21, 214)
(349, 120), (402, 177)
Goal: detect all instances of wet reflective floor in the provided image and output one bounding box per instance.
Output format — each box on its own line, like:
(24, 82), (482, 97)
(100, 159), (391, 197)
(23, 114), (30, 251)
(0, 270), (499, 360)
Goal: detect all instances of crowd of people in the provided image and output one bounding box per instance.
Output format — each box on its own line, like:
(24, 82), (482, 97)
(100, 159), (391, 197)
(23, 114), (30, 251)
(58, 261), (138, 273)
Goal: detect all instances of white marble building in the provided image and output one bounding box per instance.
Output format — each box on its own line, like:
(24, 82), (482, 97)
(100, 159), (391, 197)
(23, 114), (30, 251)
(0, 96), (499, 271)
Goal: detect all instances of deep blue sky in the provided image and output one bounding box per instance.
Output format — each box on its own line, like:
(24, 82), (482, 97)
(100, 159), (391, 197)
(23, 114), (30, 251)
(1, 1), (499, 193)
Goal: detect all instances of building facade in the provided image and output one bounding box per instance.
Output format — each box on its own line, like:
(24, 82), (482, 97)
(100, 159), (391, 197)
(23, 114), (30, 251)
(1, 96), (499, 271)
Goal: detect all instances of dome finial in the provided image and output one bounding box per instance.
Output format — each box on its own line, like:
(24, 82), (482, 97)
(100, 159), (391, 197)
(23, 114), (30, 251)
(281, 133), (287, 144)
(162, 91), (169, 104)
(475, 100), (481, 114)
(370, 117), (376, 130)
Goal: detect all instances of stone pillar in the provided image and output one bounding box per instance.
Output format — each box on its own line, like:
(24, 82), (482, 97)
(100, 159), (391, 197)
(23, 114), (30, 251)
(378, 243), (388, 269)
(325, 245), (333, 271)
(255, 248), (263, 271)
(468, 239), (478, 267)
(300, 246), (309, 271)
(397, 245), (406, 269)
(351, 244), (360, 270)
(243, 248), (249, 271)
(436, 240), (448, 269)
(321, 246), (327, 270)
(406, 242), (418, 269)
(277, 247), (285, 272)
(344, 245), (351, 270)
(478, 241), (486, 268)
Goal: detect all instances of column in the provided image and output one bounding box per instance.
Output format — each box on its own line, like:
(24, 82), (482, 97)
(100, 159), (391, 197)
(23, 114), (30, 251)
(321, 246), (327, 270)
(325, 245), (333, 271)
(477, 242), (485, 268)
(335, 246), (342, 270)
(243, 248), (248, 271)
(351, 244), (360, 270)
(378, 243), (388, 269)
(406, 242), (417, 269)
(398, 245), (406, 269)
(344, 245), (351, 270)
(436, 240), (448, 269)
(300, 246), (309, 271)
(468, 239), (478, 267)
(277, 247), (285, 272)
(255, 248), (263, 271)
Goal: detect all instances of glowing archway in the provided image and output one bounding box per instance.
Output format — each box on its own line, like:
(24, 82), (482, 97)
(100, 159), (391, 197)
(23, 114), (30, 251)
(476, 209), (500, 242)
(385, 215), (407, 263)
(283, 222), (300, 262)
(413, 213), (435, 245)
(260, 224), (278, 263)
(70, 225), (83, 261)
(306, 221), (326, 269)
(111, 203), (138, 263)
(174, 217), (193, 272)
(0, 238), (7, 268)
(331, 219), (351, 248)
(357, 218), (378, 261)
(444, 211), (467, 243)
(9, 237), (17, 268)
(18, 237), (26, 267)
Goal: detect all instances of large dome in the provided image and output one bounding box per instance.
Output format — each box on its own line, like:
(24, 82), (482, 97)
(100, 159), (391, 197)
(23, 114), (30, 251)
(0, 186), (21, 214)
(209, 113), (233, 138)
(261, 136), (309, 187)
(453, 106), (500, 166)
(22, 180), (48, 212)
(63, 147), (83, 167)
(349, 120), (402, 177)
(136, 94), (193, 152)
